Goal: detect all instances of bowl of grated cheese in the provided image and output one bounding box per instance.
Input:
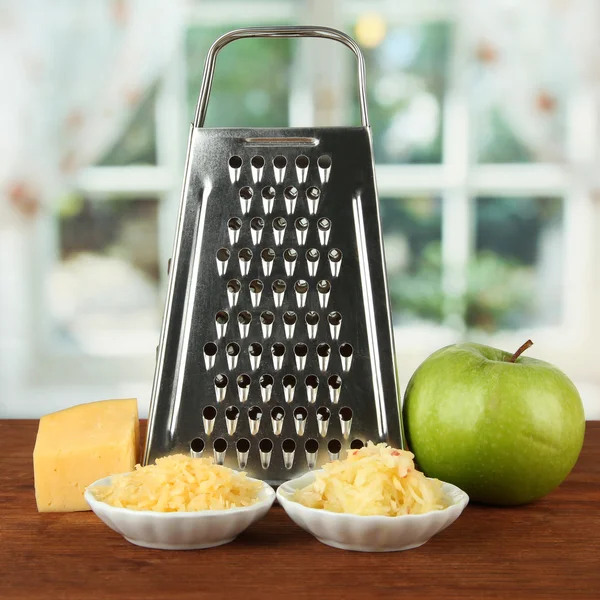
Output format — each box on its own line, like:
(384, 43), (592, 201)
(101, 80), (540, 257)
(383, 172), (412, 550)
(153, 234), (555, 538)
(85, 454), (275, 550)
(276, 442), (469, 552)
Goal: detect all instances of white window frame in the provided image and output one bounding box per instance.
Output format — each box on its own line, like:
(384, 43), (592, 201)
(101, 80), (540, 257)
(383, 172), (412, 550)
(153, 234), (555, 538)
(22, 0), (599, 410)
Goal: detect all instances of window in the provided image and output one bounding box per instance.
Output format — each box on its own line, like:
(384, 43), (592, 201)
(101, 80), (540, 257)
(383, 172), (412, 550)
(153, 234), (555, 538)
(19, 0), (599, 419)
(50, 195), (161, 355)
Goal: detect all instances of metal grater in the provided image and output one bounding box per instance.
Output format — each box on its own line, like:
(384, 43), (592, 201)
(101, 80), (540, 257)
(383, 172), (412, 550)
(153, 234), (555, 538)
(144, 26), (405, 485)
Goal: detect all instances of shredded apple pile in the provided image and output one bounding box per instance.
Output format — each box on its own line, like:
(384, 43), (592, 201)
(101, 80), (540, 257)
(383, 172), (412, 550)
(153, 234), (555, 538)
(294, 442), (447, 516)
(90, 454), (261, 512)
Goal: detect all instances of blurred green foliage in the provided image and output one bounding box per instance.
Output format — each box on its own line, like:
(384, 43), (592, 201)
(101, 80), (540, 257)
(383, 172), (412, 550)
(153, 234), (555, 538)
(352, 21), (452, 164)
(186, 26), (292, 128)
(383, 195), (562, 331)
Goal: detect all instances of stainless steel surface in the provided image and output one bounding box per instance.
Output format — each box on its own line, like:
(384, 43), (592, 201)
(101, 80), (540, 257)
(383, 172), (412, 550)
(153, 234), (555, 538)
(144, 27), (405, 485)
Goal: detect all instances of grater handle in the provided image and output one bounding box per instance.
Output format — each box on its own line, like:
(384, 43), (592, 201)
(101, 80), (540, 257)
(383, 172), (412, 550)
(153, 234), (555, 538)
(194, 26), (370, 128)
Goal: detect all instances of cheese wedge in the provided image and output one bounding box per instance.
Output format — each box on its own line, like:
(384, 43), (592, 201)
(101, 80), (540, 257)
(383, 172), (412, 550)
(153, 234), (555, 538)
(33, 398), (139, 512)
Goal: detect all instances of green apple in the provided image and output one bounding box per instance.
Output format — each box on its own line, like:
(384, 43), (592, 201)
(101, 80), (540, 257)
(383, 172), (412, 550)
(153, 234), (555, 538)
(402, 340), (585, 505)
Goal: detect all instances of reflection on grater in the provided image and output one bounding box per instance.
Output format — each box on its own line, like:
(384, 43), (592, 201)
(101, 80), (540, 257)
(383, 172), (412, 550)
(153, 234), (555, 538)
(144, 26), (405, 485)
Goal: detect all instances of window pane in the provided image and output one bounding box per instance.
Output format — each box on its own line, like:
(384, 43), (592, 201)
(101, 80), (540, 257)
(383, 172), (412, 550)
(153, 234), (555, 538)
(97, 88), (157, 165)
(186, 26), (292, 127)
(471, 196), (564, 330)
(381, 196), (443, 324)
(475, 93), (566, 164)
(49, 196), (161, 354)
(351, 20), (452, 164)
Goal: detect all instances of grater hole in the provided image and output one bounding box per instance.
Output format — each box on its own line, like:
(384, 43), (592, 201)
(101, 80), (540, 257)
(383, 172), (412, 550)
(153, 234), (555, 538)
(216, 248), (230, 262)
(204, 342), (217, 356)
(294, 343), (308, 357)
(259, 438), (273, 453)
(317, 218), (331, 231)
(215, 374), (228, 388)
(282, 374), (297, 388)
(294, 280), (309, 294)
(271, 407), (285, 421)
(317, 343), (331, 357)
(250, 216), (265, 231)
(283, 311), (297, 325)
(272, 279), (287, 294)
(248, 406), (262, 420)
(260, 310), (274, 325)
(229, 156), (242, 170)
(227, 279), (241, 294)
(239, 186), (253, 201)
(249, 342), (263, 357)
(316, 406), (331, 421)
(350, 439), (364, 450)
(273, 155), (287, 170)
(328, 248), (342, 262)
(295, 217), (309, 231)
(340, 343), (353, 357)
(294, 406), (308, 421)
(261, 248), (275, 262)
(272, 343), (286, 357)
(305, 438), (319, 453)
(251, 155), (265, 169)
(317, 279), (331, 294)
(226, 342), (241, 356)
(306, 186), (321, 200)
(215, 311), (229, 325)
(249, 279), (264, 294)
(340, 407), (353, 421)
(237, 373), (251, 388)
(273, 217), (287, 231)
(305, 374), (319, 388)
(226, 406), (240, 420)
(228, 217), (242, 232)
(282, 438), (296, 453)
(328, 439), (342, 454)
(328, 311), (342, 326)
(260, 374), (274, 388)
(203, 405), (217, 420)
(237, 311), (252, 326)
(239, 248), (253, 262)
(213, 438), (227, 452)
(237, 437), (250, 453)
(306, 248), (320, 262)
(190, 438), (205, 454)
(283, 248), (298, 262)
(306, 311), (319, 326)
(295, 155), (309, 169)
(261, 186), (276, 200)
(328, 374), (342, 389)
(317, 155), (332, 170)
(260, 375), (274, 403)
(284, 186), (299, 200)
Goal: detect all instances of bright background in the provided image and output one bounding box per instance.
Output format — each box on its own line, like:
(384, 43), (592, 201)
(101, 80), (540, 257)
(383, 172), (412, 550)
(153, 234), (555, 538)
(1, 0), (599, 419)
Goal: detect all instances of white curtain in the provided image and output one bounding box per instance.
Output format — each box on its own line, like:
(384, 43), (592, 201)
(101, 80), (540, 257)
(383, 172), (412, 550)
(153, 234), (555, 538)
(0, 0), (182, 415)
(462, 0), (600, 161)
(0, 0), (182, 222)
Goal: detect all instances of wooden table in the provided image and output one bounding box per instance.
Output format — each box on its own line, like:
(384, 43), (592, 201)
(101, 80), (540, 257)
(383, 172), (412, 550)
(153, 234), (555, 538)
(1, 420), (599, 600)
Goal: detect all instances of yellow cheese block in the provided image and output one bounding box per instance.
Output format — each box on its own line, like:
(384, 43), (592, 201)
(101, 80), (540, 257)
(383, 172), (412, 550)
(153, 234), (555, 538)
(33, 398), (139, 512)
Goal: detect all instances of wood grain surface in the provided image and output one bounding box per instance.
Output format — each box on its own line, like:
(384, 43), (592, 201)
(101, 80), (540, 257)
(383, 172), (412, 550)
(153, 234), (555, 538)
(1, 420), (598, 600)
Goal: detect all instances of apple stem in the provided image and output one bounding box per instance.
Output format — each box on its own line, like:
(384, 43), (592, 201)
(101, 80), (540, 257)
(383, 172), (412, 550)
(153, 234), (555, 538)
(508, 339), (534, 363)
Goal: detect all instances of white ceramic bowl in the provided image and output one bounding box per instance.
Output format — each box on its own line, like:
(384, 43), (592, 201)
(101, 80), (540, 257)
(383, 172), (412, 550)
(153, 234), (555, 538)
(85, 474), (275, 550)
(276, 471), (469, 552)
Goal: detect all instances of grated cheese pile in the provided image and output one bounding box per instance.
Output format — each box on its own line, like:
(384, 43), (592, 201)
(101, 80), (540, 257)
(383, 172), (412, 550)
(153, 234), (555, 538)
(90, 454), (262, 512)
(293, 442), (447, 516)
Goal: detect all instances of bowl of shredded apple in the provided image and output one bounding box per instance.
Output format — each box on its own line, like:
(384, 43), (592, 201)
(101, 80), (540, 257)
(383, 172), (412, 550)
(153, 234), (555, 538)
(85, 454), (275, 550)
(276, 443), (469, 552)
